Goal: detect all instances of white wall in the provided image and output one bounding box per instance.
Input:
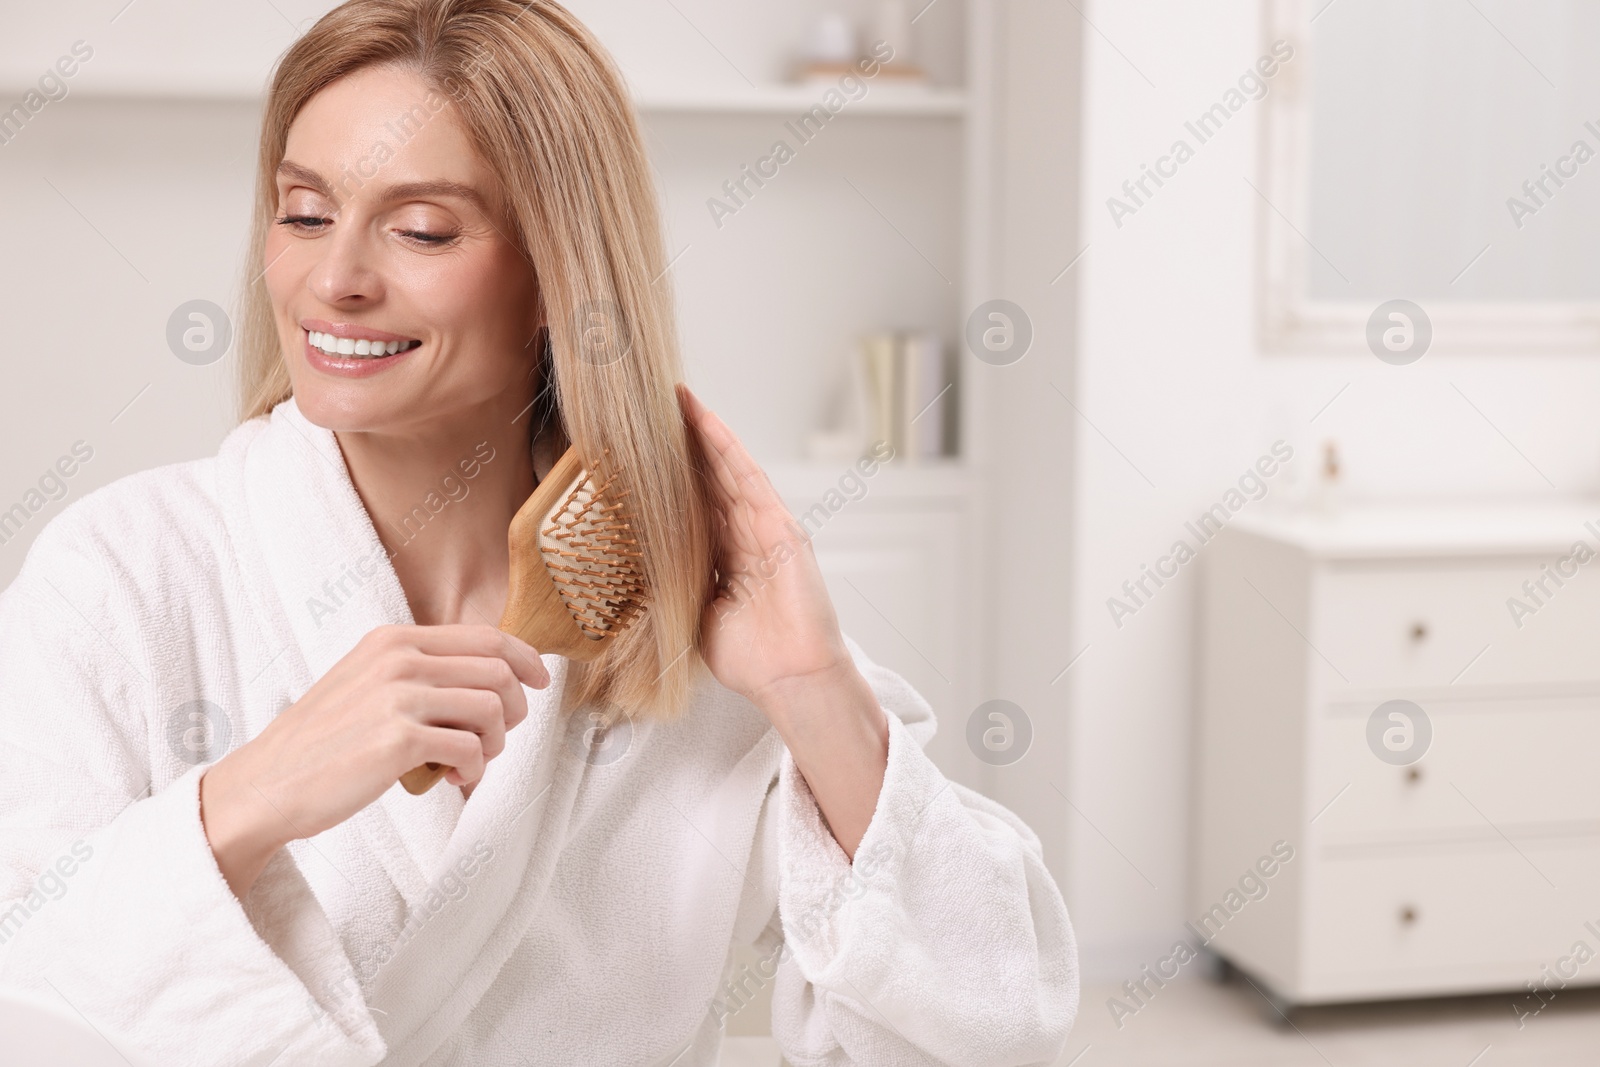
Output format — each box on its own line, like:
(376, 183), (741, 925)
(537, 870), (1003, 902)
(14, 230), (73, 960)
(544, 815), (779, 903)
(1065, 0), (1600, 980)
(982, 0), (1084, 988)
(0, 98), (254, 588)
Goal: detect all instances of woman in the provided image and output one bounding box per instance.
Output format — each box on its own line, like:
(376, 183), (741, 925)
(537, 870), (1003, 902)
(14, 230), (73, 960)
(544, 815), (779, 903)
(0, 1), (1078, 1063)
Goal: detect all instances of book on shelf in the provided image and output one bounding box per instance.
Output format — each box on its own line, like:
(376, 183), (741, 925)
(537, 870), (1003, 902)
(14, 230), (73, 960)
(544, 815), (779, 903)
(804, 329), (954, 464)
(860, 330), (952, 462)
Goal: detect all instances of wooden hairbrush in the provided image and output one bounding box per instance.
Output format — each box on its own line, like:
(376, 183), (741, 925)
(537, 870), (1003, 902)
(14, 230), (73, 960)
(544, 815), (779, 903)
(399, 444), (647, 794)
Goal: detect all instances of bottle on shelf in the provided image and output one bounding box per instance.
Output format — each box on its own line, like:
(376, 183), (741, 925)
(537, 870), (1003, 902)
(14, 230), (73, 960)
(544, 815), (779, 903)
(793, 5), (929, 87)
(795, 13), (859, 84)
(870, 0), (929, 83)
(1312, 439), (1342, 515)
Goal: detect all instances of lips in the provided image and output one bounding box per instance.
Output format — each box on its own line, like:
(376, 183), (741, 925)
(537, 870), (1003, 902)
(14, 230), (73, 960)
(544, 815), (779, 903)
(306, 330), (420, 359)
(298, 320), (422, 378)
(299, 319), (422, 358)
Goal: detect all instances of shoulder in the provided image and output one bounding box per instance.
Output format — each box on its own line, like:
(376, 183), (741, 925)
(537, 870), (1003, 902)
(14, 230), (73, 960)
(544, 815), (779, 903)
(4, 417), (266, 617)
(16, 457), (223, 585)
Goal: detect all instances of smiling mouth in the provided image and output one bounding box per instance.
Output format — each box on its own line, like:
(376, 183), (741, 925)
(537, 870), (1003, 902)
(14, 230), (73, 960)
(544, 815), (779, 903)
(307, 329), (422, 359)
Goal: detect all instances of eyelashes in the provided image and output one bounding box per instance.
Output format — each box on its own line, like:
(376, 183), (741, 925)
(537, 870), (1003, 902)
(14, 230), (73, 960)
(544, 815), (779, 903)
(398, 229), (460, 246)
(273, 214), (460, 247)
(275, 214), (327, 231)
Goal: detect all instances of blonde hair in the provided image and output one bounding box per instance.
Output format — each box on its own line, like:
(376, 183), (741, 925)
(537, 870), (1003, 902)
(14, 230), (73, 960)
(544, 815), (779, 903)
(237, 0), (715, 720)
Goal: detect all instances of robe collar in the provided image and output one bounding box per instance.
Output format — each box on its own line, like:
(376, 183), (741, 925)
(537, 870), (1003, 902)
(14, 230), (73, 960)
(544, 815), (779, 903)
(217, 397), (638, 1059)
(232, 396), (565, 895)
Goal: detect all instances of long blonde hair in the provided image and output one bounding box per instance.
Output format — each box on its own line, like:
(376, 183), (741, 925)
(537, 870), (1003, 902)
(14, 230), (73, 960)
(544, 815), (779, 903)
(237, 0), (715, 720)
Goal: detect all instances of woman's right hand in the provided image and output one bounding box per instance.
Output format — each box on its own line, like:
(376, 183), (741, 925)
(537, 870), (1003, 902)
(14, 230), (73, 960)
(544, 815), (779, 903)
(199, 624), (550, 898)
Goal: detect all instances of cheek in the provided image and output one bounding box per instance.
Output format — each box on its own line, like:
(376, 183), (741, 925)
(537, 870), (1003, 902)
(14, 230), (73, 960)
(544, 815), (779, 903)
(260, 232), (320, 379)
(469, 250), (535, 316)
(261, 230), (301, 317)
(476, 238), (539, 303)
(410, 252), (535, 349)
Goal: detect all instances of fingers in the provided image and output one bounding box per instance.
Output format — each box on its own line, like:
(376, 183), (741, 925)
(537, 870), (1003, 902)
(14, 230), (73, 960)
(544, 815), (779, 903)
(376, 623), (550, 689)
(414, 724), (487, 785)
(352, 625), (549, 792)
(676, 383), (792, 527)
(494, 637), (552, 691)
(678, 384), (749, 496)
(409, 654), (530, 730)
(688, 391), (780, 500)
(406, 686), (509, 761)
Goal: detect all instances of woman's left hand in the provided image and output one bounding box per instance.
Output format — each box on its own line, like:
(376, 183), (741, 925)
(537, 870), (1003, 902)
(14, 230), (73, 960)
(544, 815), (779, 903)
(675, 383), (853, 707)
(677, 383), (890, 857)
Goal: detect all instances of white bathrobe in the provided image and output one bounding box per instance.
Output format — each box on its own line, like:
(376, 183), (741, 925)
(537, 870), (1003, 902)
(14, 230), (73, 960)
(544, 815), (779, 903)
(0, 398), (1078, 1066)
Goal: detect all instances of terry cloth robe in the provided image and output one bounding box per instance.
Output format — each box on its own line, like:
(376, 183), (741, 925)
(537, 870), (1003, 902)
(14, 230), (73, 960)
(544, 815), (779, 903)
(0, 397), (1079, 1066)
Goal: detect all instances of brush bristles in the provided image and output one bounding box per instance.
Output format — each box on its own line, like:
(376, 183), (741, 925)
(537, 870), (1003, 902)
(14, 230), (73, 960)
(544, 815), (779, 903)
(541, 452), (649, 639)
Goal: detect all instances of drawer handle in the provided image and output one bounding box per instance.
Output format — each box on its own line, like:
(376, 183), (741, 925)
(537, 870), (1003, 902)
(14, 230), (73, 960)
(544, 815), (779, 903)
(1399, 905), (1418, 925)
(1406, 766), (1423, 785)
(1409, 622), (1428, 643)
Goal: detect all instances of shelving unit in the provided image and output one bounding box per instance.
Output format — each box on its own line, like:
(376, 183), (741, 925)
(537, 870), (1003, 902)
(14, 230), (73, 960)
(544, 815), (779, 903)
(603, 2), (994, 805)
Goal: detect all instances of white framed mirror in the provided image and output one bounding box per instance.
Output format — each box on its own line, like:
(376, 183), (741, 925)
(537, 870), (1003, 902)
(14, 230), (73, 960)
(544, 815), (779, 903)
(1257, 0), (1600, 353)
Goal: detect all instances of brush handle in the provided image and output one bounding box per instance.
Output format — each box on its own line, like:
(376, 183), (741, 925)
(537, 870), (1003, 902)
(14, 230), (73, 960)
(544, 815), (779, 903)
(400, 761), (450, 795)
(397, 456), (574, 797)
(396, 446), (615, 796)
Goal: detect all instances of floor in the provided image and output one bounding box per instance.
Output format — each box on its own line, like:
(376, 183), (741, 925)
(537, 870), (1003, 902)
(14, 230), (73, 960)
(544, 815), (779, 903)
(1056, 975), (1600, 1066)
(717, 977), (1600, 1066)
(717, 1037), (783, 1066)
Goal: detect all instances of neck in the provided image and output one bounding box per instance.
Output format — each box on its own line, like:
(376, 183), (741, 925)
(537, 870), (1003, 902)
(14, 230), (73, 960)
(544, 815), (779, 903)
(335, 390), (541, 628)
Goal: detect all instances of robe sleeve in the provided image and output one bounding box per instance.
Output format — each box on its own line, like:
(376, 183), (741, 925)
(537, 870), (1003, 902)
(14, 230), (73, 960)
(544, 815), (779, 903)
(761, 636), (1079, 1066)
(0, 519), (386, 1066)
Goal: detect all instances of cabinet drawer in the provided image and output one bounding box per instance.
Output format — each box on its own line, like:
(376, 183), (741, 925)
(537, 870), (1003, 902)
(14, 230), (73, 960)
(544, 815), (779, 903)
(1311, 561), (1600, 690)
(1305, 842), (1600, 995)
(1312, 696), (1600, 841)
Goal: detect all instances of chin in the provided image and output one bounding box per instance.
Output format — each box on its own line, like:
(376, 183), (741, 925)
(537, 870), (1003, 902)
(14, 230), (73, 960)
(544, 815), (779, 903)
(288, 378), (407, 434)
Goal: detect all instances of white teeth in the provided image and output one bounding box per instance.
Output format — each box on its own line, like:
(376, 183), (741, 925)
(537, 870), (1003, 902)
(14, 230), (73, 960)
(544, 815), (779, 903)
(305, 330), (417, 359)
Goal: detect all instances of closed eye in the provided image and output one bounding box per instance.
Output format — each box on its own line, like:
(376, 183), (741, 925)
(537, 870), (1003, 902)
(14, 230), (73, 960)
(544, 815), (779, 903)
(275, 214), (330, 233)
(396, 229), (460, 247)
(273, 214), (460, 248)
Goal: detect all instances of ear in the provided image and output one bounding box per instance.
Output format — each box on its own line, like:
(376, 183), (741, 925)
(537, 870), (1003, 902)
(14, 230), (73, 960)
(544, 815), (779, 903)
(525, 321), (549, 353)
(523, 278), (545, 346)
(524, 304), (545, 350)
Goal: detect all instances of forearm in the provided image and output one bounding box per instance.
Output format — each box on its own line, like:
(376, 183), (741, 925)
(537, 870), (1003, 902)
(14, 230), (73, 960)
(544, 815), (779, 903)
(199, 757), (292, 899)
(3, 764), (387, 1062)
(770, 705), (1078, 1066)
(757, 662), (889, 860)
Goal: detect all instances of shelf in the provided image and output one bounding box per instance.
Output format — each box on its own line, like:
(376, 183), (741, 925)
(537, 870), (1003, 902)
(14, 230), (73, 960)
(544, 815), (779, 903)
(636, 85), (967, 117)
(0, 81), (268, 102)
(767, 458), (973, 507)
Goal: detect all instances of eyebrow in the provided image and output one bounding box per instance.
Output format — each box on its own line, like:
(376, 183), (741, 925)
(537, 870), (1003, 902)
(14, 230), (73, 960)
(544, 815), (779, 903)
(276, 160), (494, 215)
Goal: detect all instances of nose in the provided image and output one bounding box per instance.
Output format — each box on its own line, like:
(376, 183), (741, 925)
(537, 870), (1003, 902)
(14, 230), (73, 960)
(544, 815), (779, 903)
(305, 207), (384, 307)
